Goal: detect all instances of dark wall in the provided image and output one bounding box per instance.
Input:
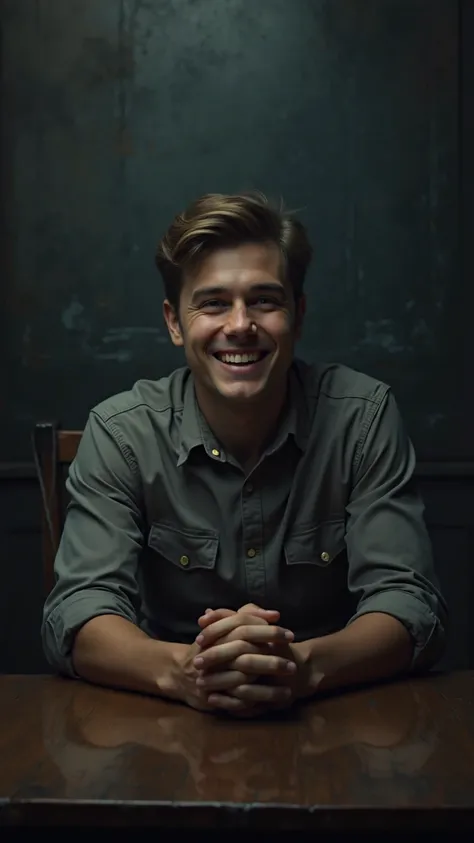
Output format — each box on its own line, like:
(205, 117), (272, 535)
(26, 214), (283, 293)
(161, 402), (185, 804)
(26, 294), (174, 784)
(0, 0), (467, 461)
(1, 0), (473, 673)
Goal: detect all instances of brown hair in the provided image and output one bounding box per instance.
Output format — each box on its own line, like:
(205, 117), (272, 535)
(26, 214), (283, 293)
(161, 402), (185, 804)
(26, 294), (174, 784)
(155, 191), (313, 310)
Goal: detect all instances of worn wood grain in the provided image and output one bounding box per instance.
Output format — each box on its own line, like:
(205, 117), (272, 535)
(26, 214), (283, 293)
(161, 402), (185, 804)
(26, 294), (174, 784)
(0, 672), (473, 828)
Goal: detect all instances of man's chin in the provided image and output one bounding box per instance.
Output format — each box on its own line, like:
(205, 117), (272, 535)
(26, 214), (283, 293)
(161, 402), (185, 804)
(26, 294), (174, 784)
(213, 379), (268, 404)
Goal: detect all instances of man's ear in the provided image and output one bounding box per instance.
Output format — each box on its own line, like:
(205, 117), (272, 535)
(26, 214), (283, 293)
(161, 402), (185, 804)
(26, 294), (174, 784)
(163, 299), (184, 347)
(294, 294), (306, 341)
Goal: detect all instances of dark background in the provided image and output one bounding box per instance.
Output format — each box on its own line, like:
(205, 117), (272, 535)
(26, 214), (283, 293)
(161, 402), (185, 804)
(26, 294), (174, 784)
(0, 0), (472, 673)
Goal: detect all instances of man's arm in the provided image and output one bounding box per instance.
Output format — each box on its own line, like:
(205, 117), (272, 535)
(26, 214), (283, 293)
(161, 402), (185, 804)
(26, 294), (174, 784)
(71, 614), (187, 697)
(294, 612), (412, 698)
(42, 409), (146, 676)
(341, 390), (447, 671)
(287, 391), (447, 699)
(41, 411), (207, 709)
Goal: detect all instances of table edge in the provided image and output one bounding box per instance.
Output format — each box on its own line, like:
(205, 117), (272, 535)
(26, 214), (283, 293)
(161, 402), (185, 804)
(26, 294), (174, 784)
(2, 799), (474, 829)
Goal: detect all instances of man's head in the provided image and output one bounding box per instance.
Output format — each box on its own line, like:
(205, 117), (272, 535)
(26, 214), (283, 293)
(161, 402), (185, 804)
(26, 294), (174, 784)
(156, 192), (312, 408)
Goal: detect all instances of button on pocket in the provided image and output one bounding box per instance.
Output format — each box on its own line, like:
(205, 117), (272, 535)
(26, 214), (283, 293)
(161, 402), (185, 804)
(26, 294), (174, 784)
(284, 520), (346, 567)
(148, 523), (219, 571)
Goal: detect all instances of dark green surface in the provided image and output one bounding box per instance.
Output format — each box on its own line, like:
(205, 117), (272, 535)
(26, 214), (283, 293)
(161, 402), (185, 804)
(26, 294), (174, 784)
(0, 0), (465, 460)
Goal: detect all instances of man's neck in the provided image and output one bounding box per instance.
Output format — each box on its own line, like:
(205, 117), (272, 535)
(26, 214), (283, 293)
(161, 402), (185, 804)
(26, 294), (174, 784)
(195, 382), (287, 470)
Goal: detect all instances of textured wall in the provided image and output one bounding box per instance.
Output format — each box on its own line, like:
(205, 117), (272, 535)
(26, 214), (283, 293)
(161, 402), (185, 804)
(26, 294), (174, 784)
(0, 0), (465, 462)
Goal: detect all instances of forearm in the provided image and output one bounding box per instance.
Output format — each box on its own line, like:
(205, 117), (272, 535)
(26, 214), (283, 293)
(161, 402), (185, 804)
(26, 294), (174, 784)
(296, 612), (413, 697)
(72, 614), (187, 700)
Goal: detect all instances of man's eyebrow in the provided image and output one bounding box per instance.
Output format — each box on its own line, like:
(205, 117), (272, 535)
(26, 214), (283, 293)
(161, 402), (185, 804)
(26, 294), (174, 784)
(191, 282), (286, 304)
(191, 286), (227, 304)
(249, 283), (286, 295)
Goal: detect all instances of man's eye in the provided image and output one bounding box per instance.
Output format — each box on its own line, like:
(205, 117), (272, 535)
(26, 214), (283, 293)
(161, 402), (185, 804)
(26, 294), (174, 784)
(202, 300), (226, 309)
(254, 297), (279, 307)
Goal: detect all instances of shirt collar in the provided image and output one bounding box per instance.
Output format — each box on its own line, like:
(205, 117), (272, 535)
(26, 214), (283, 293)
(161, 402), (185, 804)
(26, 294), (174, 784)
(176, 375), (226, 466)
(176, 362), (310, 467)
(264, 363), (311, 456)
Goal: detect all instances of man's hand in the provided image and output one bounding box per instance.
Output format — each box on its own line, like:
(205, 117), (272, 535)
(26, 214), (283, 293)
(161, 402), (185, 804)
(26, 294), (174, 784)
(173, 639), (219, 713)
(193, 608), (297, 713)
(198, 603), (279, 630)
(198, 604), (311, 709)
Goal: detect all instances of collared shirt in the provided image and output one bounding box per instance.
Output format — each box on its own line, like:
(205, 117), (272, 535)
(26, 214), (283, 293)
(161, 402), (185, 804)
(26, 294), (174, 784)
(42, 359), (447, 676)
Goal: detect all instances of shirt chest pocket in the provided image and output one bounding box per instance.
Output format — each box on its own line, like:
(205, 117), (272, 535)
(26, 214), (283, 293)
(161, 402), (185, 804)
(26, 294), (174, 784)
(284, 519), (346, 568)
(148, 523), (219, 571)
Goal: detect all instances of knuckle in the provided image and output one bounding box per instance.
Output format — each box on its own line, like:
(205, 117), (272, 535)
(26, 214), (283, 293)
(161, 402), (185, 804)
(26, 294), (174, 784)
(233, 684), (251, 700)
(234, 641), (249, 659)
(232, 655), (246, 671)
(237, 654), (253, 671)
(238, 614), (253, 625)
(232, 639), (252, 656)
(241, 613), (265, 626)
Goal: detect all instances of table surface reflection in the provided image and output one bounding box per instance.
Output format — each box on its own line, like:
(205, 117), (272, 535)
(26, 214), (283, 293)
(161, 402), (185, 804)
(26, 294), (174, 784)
(0, 672), (473, 829)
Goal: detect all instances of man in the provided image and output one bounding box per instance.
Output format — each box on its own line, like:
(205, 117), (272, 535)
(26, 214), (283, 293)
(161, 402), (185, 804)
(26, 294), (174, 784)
(42, 192), (447, 717)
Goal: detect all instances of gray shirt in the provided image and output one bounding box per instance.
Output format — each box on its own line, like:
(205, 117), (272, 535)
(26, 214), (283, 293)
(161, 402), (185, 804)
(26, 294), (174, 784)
(42, 359), (447, 676)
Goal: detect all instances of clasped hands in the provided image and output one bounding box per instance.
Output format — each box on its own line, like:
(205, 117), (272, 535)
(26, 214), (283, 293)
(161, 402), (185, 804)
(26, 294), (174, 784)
(181, 603), (308, 716)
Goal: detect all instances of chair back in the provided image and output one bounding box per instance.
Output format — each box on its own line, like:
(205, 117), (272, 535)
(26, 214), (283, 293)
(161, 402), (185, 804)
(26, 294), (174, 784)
(33, 424), (82, 596)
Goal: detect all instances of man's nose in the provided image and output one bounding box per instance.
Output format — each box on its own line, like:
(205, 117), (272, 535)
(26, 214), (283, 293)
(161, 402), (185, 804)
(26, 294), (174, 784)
(224, 304), (252, 335)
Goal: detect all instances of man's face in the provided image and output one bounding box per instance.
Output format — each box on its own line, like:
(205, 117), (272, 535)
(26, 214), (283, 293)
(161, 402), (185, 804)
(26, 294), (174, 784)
(163, 242), (305, 406)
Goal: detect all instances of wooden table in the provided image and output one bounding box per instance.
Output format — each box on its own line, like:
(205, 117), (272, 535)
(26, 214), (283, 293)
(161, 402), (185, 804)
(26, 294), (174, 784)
(0, 672), (473, 830)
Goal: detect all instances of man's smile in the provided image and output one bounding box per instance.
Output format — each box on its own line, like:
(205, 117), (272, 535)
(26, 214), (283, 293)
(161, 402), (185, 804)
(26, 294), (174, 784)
(211, 350), (269, 365)
(208, 349), (271, 377)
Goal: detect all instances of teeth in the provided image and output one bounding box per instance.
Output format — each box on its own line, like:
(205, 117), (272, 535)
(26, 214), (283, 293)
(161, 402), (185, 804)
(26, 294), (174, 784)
(218, 352), (261, 365)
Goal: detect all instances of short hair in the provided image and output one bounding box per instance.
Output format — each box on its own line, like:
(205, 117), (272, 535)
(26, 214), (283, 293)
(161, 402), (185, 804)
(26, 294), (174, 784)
(155, 191), (313, 311)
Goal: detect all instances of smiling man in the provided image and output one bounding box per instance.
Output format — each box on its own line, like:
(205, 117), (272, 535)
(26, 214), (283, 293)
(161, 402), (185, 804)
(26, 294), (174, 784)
(42, 192), (447, 716)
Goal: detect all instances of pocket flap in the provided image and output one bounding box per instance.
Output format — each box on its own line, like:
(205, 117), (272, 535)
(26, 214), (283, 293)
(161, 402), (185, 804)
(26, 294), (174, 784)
(285, 519), (346, 567)
(148, 523), (218, 571)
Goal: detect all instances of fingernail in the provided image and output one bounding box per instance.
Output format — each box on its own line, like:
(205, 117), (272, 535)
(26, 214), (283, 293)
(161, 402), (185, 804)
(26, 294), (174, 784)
(286, 661), (296, 672)
(285, 631), (294, 640)
(196, 677), (205, 686)
(195, 634), (204, 645)
(194, 657), (204, 667)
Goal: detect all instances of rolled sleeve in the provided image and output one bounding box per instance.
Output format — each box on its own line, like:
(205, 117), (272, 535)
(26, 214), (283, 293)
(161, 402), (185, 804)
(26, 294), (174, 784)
(345, 391), (448, 670)
(41, 410), (144, 676)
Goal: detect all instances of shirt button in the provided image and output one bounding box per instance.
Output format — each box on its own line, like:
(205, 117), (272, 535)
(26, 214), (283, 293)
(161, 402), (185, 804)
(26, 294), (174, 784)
(320, 551), (330, 563)
(211, 448), (220, 457)
(179, 554), (190, 567)
(247, 548), (257, 558)
(244, 482), (254, 495)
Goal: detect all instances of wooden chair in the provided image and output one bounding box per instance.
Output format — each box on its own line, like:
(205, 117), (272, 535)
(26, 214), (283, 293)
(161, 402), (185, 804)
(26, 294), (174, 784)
(32, 423), (83, 596)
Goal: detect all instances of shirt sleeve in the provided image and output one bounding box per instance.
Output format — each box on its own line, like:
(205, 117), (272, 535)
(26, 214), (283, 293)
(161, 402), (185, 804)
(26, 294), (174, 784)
(41, 410), (144, 677)
(345, 390), (448, 670)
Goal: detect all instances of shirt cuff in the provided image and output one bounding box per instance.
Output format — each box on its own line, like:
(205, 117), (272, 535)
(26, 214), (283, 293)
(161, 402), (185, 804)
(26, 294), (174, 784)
(348, 589), (445, 670)
(42, 589), (137, 678)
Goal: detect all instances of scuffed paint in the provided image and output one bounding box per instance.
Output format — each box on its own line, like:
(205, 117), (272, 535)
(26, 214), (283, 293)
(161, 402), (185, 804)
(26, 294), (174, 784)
(94, 349), (133, 363)
(101, 326), (162, 342)
(426, 413), (446, 429)
(60, 304), (167, 362)
(358, 319), (407, 355)
(61, 297), (86, 331)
